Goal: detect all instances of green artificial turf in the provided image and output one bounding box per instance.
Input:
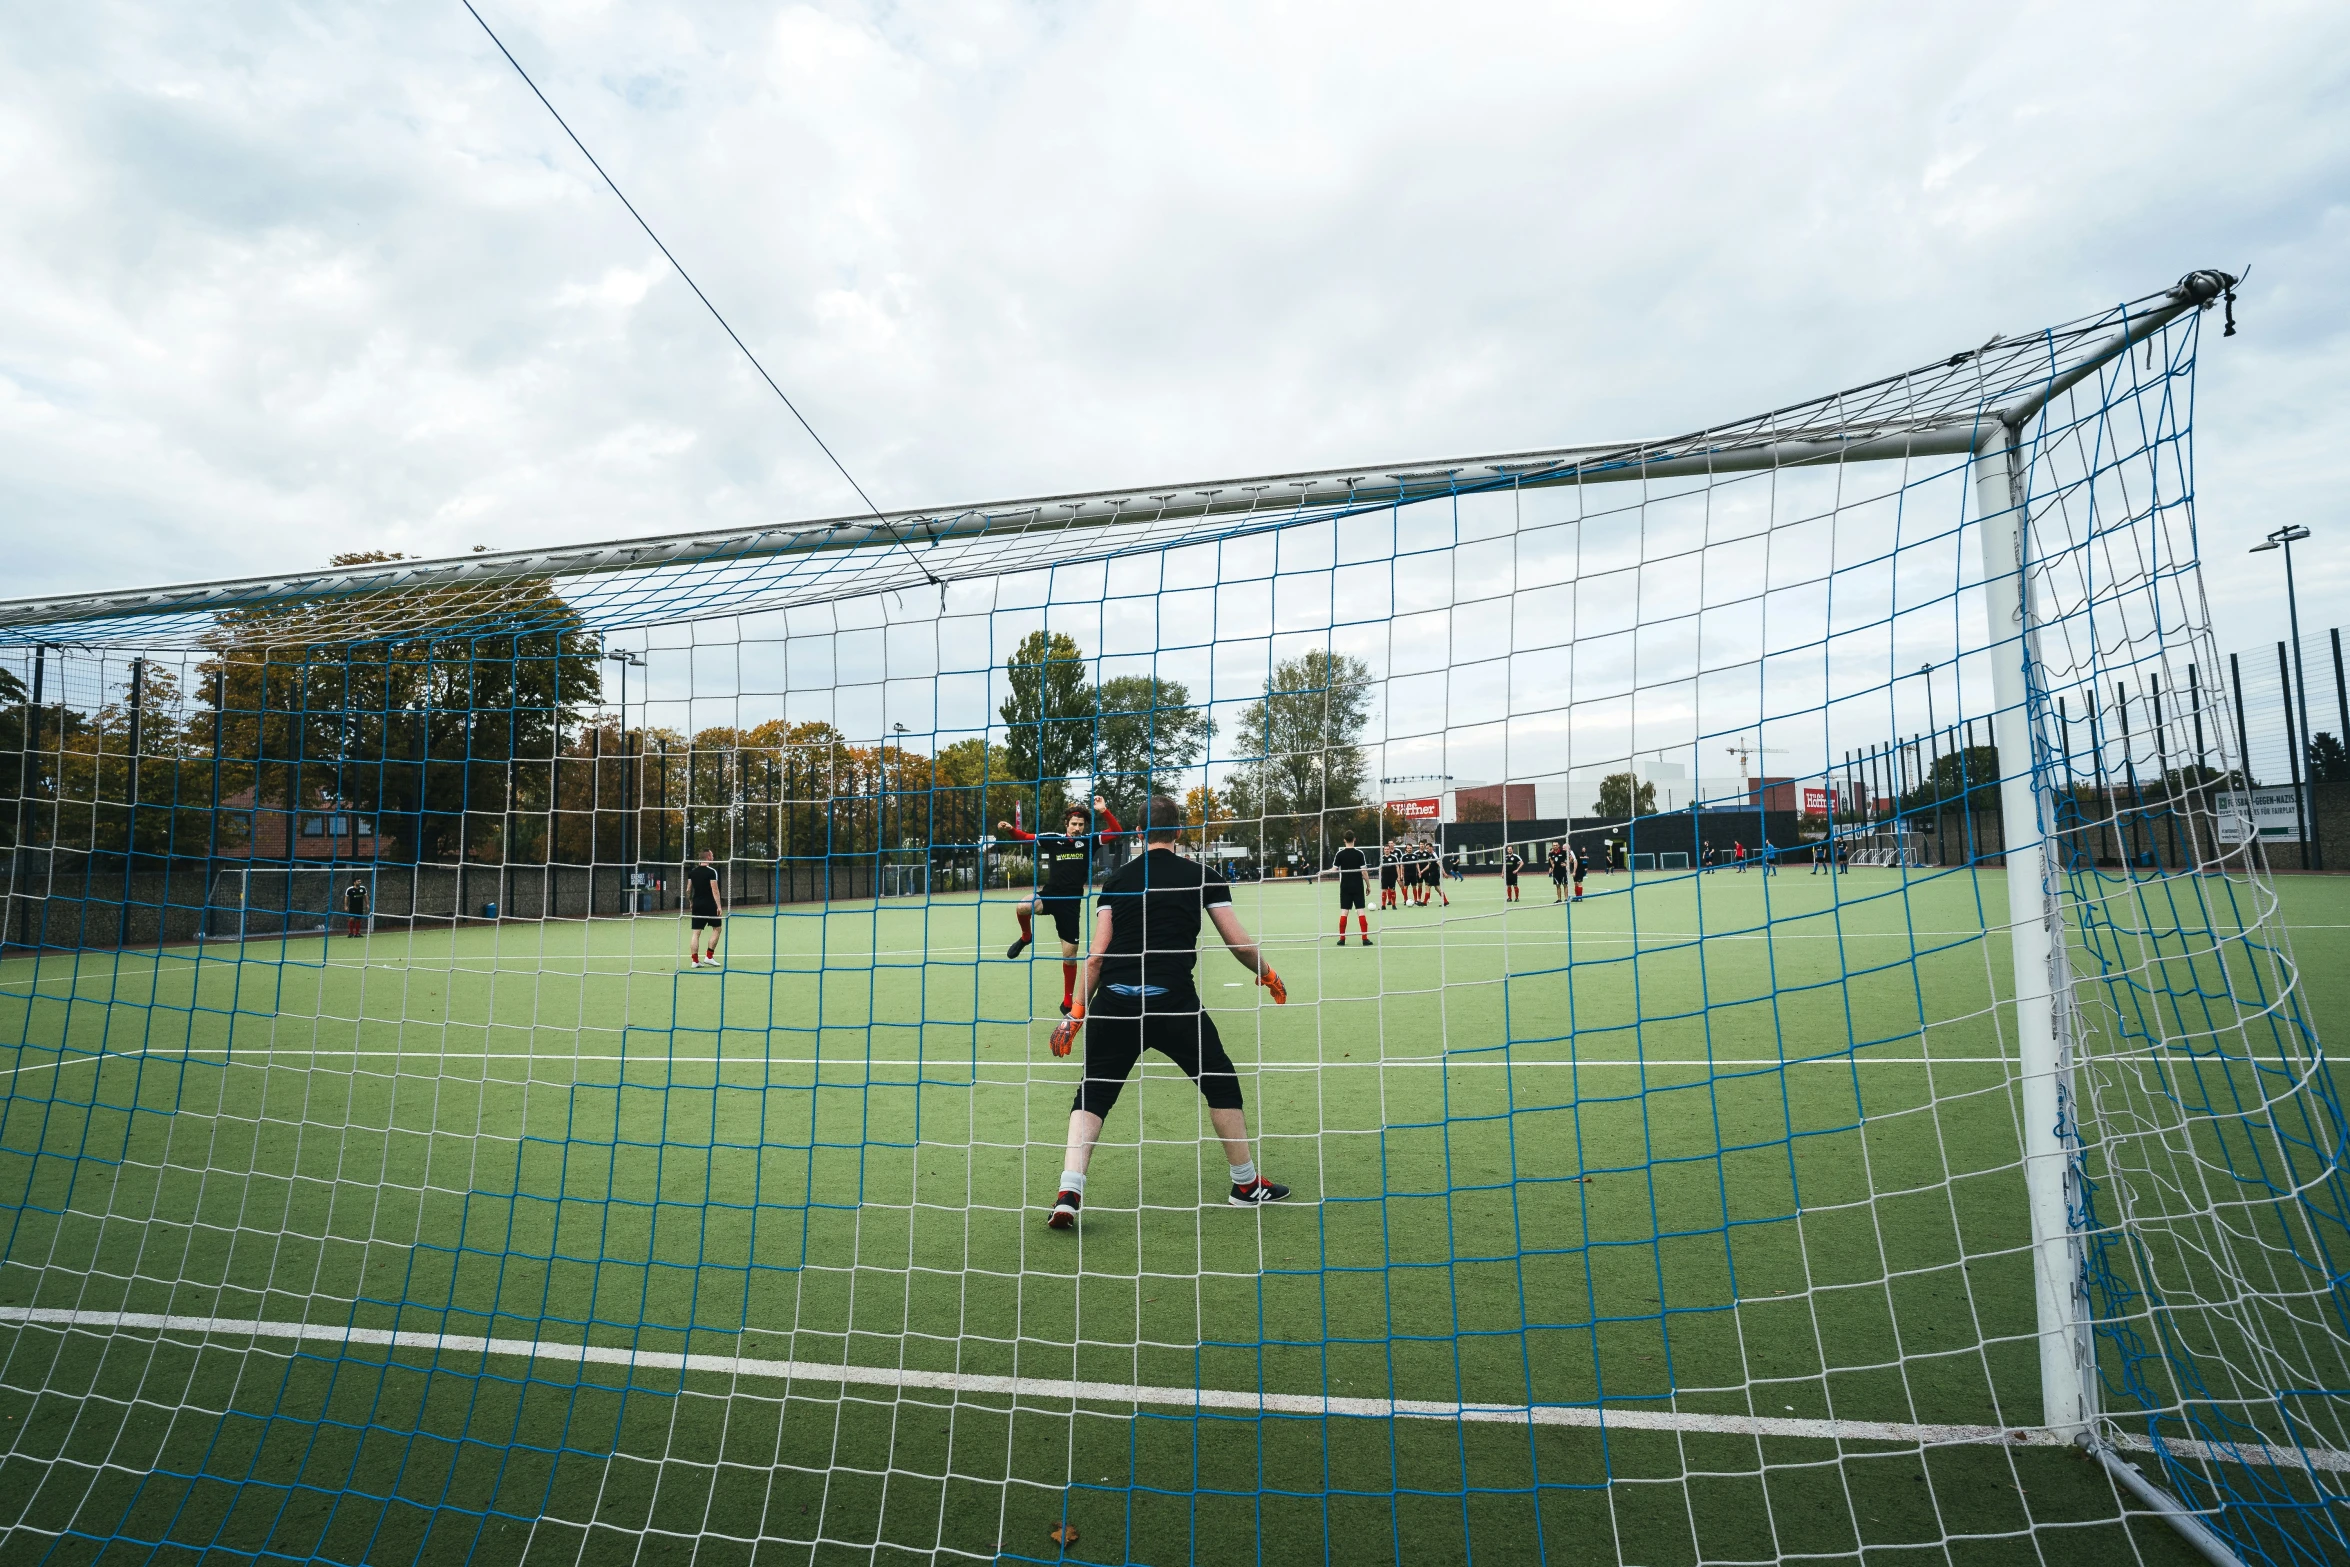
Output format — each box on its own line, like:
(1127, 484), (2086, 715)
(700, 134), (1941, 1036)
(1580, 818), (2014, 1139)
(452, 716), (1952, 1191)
(0, 864), (2340, 1565)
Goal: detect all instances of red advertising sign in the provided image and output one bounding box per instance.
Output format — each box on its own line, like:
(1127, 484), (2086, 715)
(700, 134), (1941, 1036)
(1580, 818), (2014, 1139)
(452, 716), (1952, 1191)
(1801, 786), (1833, 816)
(1393, 797), (1442, 822)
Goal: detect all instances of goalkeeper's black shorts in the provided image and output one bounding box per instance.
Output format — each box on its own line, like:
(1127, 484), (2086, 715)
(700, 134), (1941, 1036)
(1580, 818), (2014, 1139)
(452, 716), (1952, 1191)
(1074, 985), (1242, 1118)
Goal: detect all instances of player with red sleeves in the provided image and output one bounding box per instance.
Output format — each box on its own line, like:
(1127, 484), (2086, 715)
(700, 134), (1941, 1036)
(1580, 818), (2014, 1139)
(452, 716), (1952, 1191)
(998, 793), (1125, 1017)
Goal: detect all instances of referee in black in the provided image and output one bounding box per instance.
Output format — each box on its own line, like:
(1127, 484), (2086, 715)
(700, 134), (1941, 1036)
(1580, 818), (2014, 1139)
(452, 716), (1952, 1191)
(1045, 793), (1291, 1229)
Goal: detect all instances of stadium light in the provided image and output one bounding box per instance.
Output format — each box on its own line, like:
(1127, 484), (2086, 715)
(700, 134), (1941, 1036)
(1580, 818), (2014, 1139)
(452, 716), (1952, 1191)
(2249, 524), (2319, 866)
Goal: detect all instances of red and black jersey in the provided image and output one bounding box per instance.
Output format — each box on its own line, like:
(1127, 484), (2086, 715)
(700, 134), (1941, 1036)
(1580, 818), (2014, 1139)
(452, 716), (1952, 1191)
(1004, 806), (1124, 898)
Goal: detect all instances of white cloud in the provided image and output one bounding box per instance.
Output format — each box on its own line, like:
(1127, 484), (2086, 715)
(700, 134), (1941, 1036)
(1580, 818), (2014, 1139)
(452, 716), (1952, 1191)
(0, 0), (2343, 674)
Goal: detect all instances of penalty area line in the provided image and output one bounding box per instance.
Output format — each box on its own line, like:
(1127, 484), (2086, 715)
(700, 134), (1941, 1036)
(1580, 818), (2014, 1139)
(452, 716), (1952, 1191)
(0, 1307), (2339, 1476)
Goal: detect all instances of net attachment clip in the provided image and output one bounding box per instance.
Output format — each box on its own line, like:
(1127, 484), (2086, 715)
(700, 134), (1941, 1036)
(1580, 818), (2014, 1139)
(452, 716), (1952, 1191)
(2175, 269), (2239, 336)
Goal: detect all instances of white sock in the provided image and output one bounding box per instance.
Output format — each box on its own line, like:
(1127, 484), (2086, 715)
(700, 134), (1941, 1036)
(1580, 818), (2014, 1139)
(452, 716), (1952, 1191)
(1059, 1169), (1088, 1197)
(1228, 1160), (1257, 1188)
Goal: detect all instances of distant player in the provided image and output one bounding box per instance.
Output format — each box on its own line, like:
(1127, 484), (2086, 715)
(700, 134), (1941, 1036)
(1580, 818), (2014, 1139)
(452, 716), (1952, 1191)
(685, 847), (724, 967)
(1571, 841), (1586, 902)
(1607, 839), (1623, 874)
(1734, 840), (1748, 872)
(1330, 830), (1371, 945)
(1044, 793), (1290, 1229)
(999, 794), (1125, 1017)
(1379, 847), (1399, 910)
(1546, 842), (1570, 902)
(1420, 845), (1450, 907)
(1502, 847), (1523, 901)
(343, 878), (368, 938)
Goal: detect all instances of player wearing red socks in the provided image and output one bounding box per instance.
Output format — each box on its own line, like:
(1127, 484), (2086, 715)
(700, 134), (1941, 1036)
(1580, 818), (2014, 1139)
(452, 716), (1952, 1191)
(999, 794), (1124, 1016)
(1328, 830), (1371, 945)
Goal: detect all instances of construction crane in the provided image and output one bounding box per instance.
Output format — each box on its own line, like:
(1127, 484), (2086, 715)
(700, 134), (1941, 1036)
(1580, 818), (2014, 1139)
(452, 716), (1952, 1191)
(1725, 737), (1788, 777)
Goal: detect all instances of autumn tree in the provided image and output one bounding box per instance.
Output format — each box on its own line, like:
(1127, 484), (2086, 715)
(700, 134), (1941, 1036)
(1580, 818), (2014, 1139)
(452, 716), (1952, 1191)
(200, 552), (602, 864)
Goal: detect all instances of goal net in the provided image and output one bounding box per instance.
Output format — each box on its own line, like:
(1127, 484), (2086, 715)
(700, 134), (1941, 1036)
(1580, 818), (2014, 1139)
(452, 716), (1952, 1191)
(2, 268), (2341, 1566)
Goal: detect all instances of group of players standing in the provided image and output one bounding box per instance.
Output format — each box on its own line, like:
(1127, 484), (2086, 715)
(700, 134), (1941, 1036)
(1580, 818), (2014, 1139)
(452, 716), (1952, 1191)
(1322, 829), (1450, 947)
(1502, 840), (1592, 903)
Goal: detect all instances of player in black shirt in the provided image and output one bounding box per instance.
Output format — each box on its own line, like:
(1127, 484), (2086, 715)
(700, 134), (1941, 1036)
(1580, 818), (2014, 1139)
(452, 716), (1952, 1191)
(1502, 848), (1523, 901)
(1328, 830), (1371, 945)
(1546, 843), (1570, 902)
(343, 879), (368, 938)
(1378, 850), (1399, 909)
(1045, 794), (1289, 1228)
(685, 848), (724, 967)
(999, 794), (1125, 1017)
(1421, 845), (1449, 907)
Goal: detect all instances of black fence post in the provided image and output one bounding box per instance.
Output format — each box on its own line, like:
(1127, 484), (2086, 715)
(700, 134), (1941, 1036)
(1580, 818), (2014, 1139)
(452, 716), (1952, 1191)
(2278, 642), (2310, 870)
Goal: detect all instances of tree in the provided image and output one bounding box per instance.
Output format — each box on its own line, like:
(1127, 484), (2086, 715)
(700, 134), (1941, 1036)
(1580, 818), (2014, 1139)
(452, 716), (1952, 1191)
(200, 551), (602, 864)
(39, 663), (226, 857)
(1092, 675), (1212, 805)
(2309, 732), (2350, 786)
(1184, 784), (1226, 836)
(1901, 746), (2001, 811)
(999, 631), (1093, 811)
(1225, 650), (1373, 861)
(1593, 772), (1656, 819)
(934, 737), (1030, 846)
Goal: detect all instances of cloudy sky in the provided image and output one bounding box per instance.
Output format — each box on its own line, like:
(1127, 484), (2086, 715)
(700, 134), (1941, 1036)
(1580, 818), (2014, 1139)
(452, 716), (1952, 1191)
(3, 0), (2345, 669)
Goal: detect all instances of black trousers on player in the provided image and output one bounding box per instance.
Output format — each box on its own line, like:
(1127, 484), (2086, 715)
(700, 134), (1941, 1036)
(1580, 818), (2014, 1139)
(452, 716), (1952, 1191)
(1075, 986), (1243, 1118)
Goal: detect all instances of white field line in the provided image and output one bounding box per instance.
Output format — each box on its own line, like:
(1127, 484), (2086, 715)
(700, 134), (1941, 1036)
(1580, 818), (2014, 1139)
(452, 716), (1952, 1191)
(0, 1307), (2338, 1477)
(0, 1045), (2023, 1083)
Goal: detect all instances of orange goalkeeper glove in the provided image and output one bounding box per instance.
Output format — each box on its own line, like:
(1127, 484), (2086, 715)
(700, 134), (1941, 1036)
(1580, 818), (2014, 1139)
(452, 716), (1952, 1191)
(1050, 1003), (1084, 1057)
(1258, 968), (1287, 1004)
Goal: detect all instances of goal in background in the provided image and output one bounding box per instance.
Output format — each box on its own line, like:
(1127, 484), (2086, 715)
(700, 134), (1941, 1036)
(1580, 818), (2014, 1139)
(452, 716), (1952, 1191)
(2, 268), (2342, 1567)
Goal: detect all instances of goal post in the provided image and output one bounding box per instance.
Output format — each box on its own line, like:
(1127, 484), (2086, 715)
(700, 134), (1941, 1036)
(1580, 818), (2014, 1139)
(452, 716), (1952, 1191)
(7, 268), (2341, 1567)
(1974, 420), (2095, 1442)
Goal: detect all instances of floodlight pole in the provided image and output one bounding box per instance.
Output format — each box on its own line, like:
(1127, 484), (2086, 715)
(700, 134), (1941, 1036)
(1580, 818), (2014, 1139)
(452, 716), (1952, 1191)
(1973, 422), (2093, 1442)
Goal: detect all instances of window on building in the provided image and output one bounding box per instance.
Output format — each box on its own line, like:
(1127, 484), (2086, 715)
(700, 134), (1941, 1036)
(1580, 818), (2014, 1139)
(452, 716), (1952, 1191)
(300, 815), (327, 838)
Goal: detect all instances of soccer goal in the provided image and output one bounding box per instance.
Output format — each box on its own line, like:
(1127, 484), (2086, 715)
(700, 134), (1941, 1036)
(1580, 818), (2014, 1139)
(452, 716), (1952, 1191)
(880, 861), (930, 898)
(200, 864), (342, 944)
(5, 269), (2341, 1567)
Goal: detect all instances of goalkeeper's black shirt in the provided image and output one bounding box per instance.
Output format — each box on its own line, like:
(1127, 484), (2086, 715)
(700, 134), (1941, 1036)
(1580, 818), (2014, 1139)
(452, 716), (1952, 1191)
(1097, 848), (1231, 993)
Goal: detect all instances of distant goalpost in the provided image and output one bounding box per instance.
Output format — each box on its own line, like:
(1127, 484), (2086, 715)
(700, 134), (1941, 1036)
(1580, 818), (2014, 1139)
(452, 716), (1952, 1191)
(4, 269), (2344, 1567)
(199, 864), (346, 944)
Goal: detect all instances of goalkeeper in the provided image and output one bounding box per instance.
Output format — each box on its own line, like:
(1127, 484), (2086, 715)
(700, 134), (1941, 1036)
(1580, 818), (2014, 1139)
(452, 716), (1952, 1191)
(1045, 793), (1290, 1229)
